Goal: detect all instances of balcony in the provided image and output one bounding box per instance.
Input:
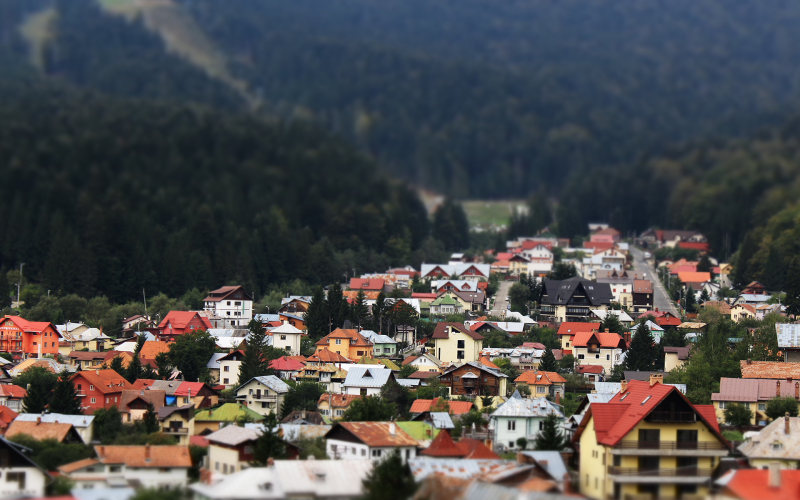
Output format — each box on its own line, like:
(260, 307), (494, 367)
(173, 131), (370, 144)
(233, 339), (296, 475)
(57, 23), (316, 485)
(608, 466), (713, 484)
(163, 427), (188, 435)
(611, 441), (728, 457)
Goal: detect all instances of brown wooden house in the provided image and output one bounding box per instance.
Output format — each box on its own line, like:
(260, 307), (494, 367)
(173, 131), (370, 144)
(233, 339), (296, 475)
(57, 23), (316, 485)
(439, 361), (508, 398)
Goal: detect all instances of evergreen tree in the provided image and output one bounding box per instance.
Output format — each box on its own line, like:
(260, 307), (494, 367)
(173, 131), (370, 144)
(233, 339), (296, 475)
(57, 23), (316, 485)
(371, 292), (387, 333)
(539, 346), (558, 372)
(19, 367), (57, 413)
(432, 199), (469, 252)
(785, 256), (800, 318)
(724, 403), (752, 426)
(280, 382), (325, 419)
(361, 449), (417, 500)
(251, 413), (287, 465)
(534, 414), (567, 450)
(326, 285), (346, 330)
(49, 370), (82, 414)
(625, 322), (658, 371)
(600, 314), (623, 334)
(341, 396), (396, 421)
(125, 334), (146, 383)
(766, 396), (799, 420)
(304, 286), (329, 340)
(93, 407), (123, 443)
(350, 290), (370, 327)
(108, 355), (126, 376)
(683, 286), (697, 314)
(167, 330), (216, 382)
(143, 403), (160, 433)
(0, 267), (9, 309)
(154, 352), (173, 380)
(238, 319), (270, 386)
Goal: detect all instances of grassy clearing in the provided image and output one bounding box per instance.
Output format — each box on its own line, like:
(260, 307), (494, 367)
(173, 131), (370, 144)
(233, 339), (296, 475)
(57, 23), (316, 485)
(461, 199), (524, 230)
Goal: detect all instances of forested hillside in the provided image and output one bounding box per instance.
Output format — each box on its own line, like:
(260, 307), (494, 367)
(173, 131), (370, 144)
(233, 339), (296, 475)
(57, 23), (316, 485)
(0, 78), (435, 302)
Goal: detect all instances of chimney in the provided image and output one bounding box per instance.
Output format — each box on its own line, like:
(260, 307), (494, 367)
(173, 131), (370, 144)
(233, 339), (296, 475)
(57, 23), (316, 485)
(747, 359), (752, 365)
(36, 417), (41, 425)
(768, 462), (781, 488)
(96, 369), (100, 375)
(604, 328), (610, 333)
(145, 444), (151, 462)
(389, 422), (396, 435)
(777, 380), (781, 397)
(267, 457), (275, 467)
(795, 382), (799, 400)
(620, 380), (628, 393)
(649, 373), (663, 387)
(786, 413), (791, 435)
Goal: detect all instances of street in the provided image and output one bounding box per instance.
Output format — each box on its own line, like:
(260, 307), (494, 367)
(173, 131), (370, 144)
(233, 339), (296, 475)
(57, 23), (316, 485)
(629, 246), (680, 317)
(489, 280), (514, 317)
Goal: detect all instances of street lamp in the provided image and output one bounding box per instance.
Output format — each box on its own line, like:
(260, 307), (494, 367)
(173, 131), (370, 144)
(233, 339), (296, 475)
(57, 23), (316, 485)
(16, 263), (25, 308)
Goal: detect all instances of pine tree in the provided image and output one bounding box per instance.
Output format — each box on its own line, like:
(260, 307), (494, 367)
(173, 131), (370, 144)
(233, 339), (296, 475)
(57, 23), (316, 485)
(350, 290), (370, 327)
(143, 403), (160, 433)
(625, 322), (658, 371)
(251, 413), (288, 465)
(108, 355), (126, 376)
(49, 370), (82, 414)
(304, 286), (329, 340)
(154, 352), (173, 379)
(361, 449), (417, 500)
(534, 413), (567, 450)
(125, 334), (146, 383)
(0, 267), (10, 309)
(600, 314), (623, 334)
(371, 292), (387, 333)
(785, 256), (800, 318)
(539, 345), (558, 372)
(19, 367), (57, 413)
(238, 319), (269, 386)
(326, 285), (346, 330)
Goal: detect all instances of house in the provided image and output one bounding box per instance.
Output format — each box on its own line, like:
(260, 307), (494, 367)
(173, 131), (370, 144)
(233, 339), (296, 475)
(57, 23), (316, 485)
(716, 468), (800, 500)
(315, 328), (373, 361)
(72, 369), (134, 413)
(6, 420), (83, 444)
(156, 311), (213, 341)
(572, 330), (626, 375)
(117, 389), (166, 423)
(491, 392), (564, 451)
(0, 406), (17, 434)
(325, 421), (418, 462)
(278, 312), (306, 331)
(777, 323), (800, 362)
(268, 321), (304, 355)
(731, 303), (757, 323)
(158, 405), (195, 445)
(206, 425), (261, 476)
(203, 286), (254, 328)
(318, 393), (362, 420)
(629, 319), (664, 344)
(663, 346), (691, 372)
(402, 352), (442, 373)
(514, 370), (566, 399)
(190, 460), (374, 500)
(430, 323), (484, 365)
(279, 296), (312, 315)
(194, 403), (263, 434)
(216, 350), (245, 387)
(0, 315), (62, 358)
(0, 436), (47, 498)
(420, 263), (491, 281)
(431, 279), (481, 293)
(420, 429), (499, 459)
(557, 321), (601, 353)
(59, 445), (192, 489)
(590, 309), (634, 328)
(349, 278), (386, 292)
(632, 279), (654, 311)
(439, 361), (508, 398)
(677, 272), (712, 291)
(0, 384), (26, 412)
(409, 398), (473, 418)
(342, 366), (394, 397)
(637, 309), (682, 328)
(576, 365), (605, 382)
(575, 377), (730, 500)
(540, 278), (613, 322)
(68, 351), (108, 371)
(739, 415), (800, 469)
(591, 227), (621, 244)
(447, 289), (487, 313)
(741, 360), (800, 380)
(429, 294), (464, 316)
(711, 377), (800, 425)
(742, 281), (768, 295)
(359, 330), (397, 357)
(236, 376), (290, 417)
(121, 314), (153, 333)
(269, 356), (306, 380)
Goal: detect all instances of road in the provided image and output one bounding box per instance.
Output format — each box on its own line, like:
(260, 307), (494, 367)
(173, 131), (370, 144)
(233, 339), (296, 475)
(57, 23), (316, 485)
(629, 246), (680, 317)
(489, 280), (514, 317)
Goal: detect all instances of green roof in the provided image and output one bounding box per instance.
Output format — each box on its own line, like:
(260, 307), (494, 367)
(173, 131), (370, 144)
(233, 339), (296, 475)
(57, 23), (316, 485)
(397, 421), (439, 441)
(358, 357), (400, 370)
(431, 295), (458, 306)
(194, 403), (263, 422)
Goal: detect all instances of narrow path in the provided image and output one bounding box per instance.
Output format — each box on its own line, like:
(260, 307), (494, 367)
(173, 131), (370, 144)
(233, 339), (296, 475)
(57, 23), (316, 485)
(489, 280), (513, 317)
(630, 247), (680, 317)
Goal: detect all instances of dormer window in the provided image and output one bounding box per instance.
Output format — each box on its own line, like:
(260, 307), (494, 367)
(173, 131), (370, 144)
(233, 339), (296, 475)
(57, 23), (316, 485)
(641, 395), (652, 405)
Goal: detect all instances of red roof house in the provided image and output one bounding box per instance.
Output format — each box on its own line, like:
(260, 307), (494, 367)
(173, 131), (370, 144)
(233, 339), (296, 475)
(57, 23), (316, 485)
(156, 311), (212, 341)
(409, 398), (473, 415)
(349, 278), (386, 291)
(0, 315), (62, 357)
(72, 369), (134, 414)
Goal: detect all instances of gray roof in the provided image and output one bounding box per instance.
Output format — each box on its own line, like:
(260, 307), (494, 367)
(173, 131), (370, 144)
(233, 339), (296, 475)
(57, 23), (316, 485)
(429, 412), (455, 429)
(397, 378), (421, 388)
(206, 424), (261, 447)
(190, 460), (373, 500)
(777, 323), (800, 349)
(254, 314), (280, 322)
(16, 413), (94, 428)
(206, 352), (227, 369)
(542, 277), (613, 306)
(239, 375), (290, 394)
(342, 366), (393, 389)
(359, 330), (396, 345)
(72, 487), (135, 500)
(739, 416), (800, 460)
(520, 451), (568, 482)
(491, 396), (563, 418)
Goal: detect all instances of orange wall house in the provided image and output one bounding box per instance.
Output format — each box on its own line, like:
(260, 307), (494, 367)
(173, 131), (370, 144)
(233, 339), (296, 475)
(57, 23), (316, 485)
(315, 328), (373, 361)
(0, 315), (61, 358)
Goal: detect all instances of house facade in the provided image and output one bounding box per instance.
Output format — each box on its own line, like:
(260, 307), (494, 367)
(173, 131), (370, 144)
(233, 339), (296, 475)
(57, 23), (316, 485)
(430, 323), (484, 365)
(269, 322), (304, 355)
(572, 330), (626, 376)
(72, 369), (134, 414)
(325, 421), (418, 463)
(236, 375), (290, 417)
(315, 328), (373, 361)
(491, 393), (564, 451)
(156, 311), (213, 341)
(439, 361), (508, 398)
(0, 437), (47, 498)
(203, 286), (254, 328)
(0, 315), (61, 358)
(540, 278), (613, 322)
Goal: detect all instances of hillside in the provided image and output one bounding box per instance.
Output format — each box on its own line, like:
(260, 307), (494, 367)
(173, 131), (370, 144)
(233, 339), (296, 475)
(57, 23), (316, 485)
(0, 78), (432, 302)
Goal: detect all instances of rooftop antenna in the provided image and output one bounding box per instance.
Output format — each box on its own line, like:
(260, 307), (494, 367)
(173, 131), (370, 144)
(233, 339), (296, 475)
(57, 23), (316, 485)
(143, 288), (148, 318)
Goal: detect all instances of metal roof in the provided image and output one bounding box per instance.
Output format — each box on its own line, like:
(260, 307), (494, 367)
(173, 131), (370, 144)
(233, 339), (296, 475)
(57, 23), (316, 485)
(342, 366), (393, 389)
(241, 375), (290, 394)
(490, 396), (563, 418)
(16, 413), (94, 428)
(777, 323), (800, 348)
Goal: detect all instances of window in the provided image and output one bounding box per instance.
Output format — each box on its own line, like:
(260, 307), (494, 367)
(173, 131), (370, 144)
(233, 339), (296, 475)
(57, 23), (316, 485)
(509, 441), (514, 448)
(223, 378), (228, 384)
(7, 472), (25, 489)
(371, 449), (382, 457)
(224, 366), (229, 372)
(578, 354), (585, 360)
(280, 335), (287, 340)
(361, 449), (366, 456)
(595, 354), (600, 359)
(335, 339), (342, 345)
(457, 350), (465, 360)
(109, 466), (121, 473)
(606, 355), (610, 360)
(457, 340), (465, 348)
(758, 403), (766, 411)
(90, 385), (94, 391)
(91, 398), (96, 403)
(537, 386), (546, 393)
(539, 421), (544, 430)
(718, 401), (727, 409)
(507, 420), (516, 431)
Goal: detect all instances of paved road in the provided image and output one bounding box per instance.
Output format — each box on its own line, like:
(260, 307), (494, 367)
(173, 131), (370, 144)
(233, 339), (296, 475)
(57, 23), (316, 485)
(489, 280), (514, 317)
(629, 246), (680, 317)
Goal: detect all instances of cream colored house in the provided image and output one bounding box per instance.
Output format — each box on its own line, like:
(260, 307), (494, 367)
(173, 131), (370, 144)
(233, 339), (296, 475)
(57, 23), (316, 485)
(159, 405), (195, 445)
(572, 330), (625, 376)
(206, 425), (261, 476)
(236, 375), (290, 417)
(664, 346), (690, 373)
(430, 323), (483, 365)
(731, 303), (757, 323)
(268, 322), (304, 356)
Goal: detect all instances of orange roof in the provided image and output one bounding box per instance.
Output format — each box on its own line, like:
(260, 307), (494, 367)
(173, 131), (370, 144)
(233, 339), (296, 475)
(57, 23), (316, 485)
(0, 384), (27, 399)
(317, 393), (362, 409)
(94, 445), (192, 468)
(515, 370), (566, 385)
(349, 278), (385, 291)
(6, 421), (75, 442)
(517, 477), (559, 492)
(308, 348), (352, 364)
(315, 328), (372, 348)
(103, 351), (132, 368)
(478, 357), (500, 370)
(677, 271), (711, 284)
(584, 380), (724, 446)
(455, 438), (500, 459)
(409, 398), (473, 415)
(73, 369), (133, 394)
(335, 421), (417, 448)
(722, 469), (800, 500)
(734, 303), (757, 314)
(572, 331), (624, 349)
(343, 291), (381, 302)
(58, 458), (100, 474)
(139, 341), (171, 360)
(1, 315), (59, 335)
(421, 430), (463, 457)
(557, 322), (600, 336)
(157, 311), (212, 331)
(741, 361), (800, 379)
(401, 355), (419, 366)
(0, 405), (18, 430)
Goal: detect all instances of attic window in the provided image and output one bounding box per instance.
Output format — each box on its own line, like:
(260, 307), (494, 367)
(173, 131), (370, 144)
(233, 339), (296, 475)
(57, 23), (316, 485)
(641, 396), (652, 405)
(363, 370), (372, 378)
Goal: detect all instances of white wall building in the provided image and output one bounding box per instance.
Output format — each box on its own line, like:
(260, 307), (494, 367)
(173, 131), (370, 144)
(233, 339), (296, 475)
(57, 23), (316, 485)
(204, 286), (254, 328)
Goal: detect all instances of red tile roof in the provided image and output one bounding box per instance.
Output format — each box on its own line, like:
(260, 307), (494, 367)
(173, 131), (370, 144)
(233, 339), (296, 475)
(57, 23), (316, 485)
(0, 405), (18, 431)
(334, 421), (417, 448)
(723, 469), (800, 500)
(2, 316), (60, 335)
(0, 384), (27, 398)
(677, 271), (712, 284)
(174, 381), (208, 397)
(269, 356), (305, 371)
(572, 331), (624, 349)
(315, 328), (372, 348)
(7, 421), (75, 442)
(349, 278), (385, 291)
(73, 369), (133, 394)
(308, 348), (352, 364)
(409, 398), (473, 415)
(94, 445), (192, 468)
(741, 361), (800, 380)
(576, 365), (604, 374)
(557, 322), (601, 336)
(515, 370), (566, 385)
(421, 430), (463, 457)
(431, 322), (484, 341)
(633, 280), (653, 294)
(317, 393), (362, 409)
(456, 438), (500, 459)
(411, 293), (438, 300)
(478, 357), (500, 370)
(157, 311), (212, 331)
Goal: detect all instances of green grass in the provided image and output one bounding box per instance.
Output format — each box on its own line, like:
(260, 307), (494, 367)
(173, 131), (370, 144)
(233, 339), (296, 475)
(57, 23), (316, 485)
(461, 199), (525, 230)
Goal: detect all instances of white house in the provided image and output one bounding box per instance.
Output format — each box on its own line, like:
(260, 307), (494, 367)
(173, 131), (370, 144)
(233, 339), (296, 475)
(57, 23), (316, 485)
(204, 286), (254, 328)
(206, 425), (262, 477)
(236, 376), (290, 417)
(490, 392), (564, 451)
(520, 244), (554, 275)
(342, 366), (394, 397)
(268, 322), (304, 355)
(325, 421), (418, 463)
(401, 352), (442, 373)
(0, 437), (47, 498)
(58, 445), (191, 490)
(216, 350), (245, 388)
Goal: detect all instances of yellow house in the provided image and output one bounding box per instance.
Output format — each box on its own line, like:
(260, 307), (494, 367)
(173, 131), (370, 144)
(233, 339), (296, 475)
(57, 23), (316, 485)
(711, 377), (800, 426)
(575, 376), (730, 500)
(159, 405), (195, 445)
(663, 346), (690, 373)
(730, 304), (757, 323)
(315, 328), (373, 361)
(430, 323), (483, 365)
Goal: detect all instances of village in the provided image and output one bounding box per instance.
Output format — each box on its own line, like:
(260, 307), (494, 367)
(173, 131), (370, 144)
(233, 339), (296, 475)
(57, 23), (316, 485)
(0, 224), (796, 500)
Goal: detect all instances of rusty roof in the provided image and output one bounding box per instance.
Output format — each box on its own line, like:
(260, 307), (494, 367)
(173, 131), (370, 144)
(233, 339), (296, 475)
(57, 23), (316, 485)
(94, 445), (192, 468)
(6, 420), (75, 442)
(330, 421), (417, 448)
(741, 361), (800, 379)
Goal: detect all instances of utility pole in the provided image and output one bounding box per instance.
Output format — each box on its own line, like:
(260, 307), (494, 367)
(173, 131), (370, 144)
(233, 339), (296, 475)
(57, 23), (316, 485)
(16, 263), (24, 308)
